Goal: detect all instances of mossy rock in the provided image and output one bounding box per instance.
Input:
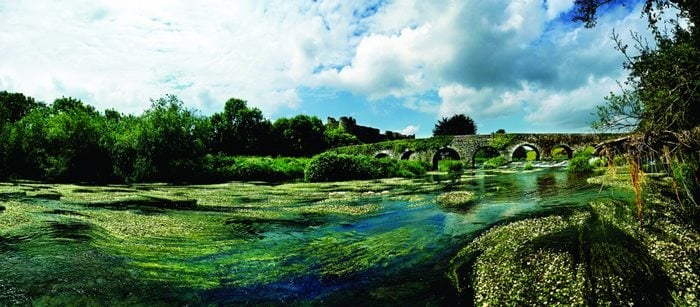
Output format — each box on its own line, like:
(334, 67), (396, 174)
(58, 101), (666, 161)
(436, 191), (475, 207)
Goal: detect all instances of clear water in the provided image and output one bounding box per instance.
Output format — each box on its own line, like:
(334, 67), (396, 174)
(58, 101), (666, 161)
(0, 169), (634, 305)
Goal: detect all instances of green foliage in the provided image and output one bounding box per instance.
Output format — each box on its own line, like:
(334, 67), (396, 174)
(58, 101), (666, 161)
(489, 133), (515, 150)
(129, 95), (212, 182)
(438, 160), (463, 173)
(211, 98), (271, 155)
(567, 156), (594, 173)
(324, 126), (360, 149)
(483, 156), (509, 169)
(0, 91), (41, 126)
(433, 114), (477, 136)
(305, 152), (427, 182)
(204, 155), (310, 182)
(523, 162), (534, 170)
(273, 115), (326, 157)
(332, 136), (454, 158)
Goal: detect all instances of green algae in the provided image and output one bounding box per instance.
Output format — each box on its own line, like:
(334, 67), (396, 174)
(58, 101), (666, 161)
(2, 169), (693, 305)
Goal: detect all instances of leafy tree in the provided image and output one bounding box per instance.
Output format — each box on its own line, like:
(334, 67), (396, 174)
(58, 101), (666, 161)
(433, 114), (477, 136)
(578, 0), (699, 133)
(130, 95), (212, 182)
(0, 91), (43, 179)
(324, 126), (360, 149)
(9, 97), (111, 181)
(272, 115), (326, 156)
(0, 91), (42, 126)
(211, 98), (271, 155)
(580, 0), (700, 219)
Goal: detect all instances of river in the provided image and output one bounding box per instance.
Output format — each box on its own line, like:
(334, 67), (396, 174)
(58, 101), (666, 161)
(0, 168), (635, 305)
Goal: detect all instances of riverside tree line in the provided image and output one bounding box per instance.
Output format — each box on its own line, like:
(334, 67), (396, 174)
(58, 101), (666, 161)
(0, 93), (373, 183)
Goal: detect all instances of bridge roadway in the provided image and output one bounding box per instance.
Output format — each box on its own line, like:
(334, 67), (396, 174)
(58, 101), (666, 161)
(337, 133), (625, 169)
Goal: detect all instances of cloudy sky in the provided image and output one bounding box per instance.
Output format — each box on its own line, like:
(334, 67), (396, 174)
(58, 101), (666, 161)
(0, 0), (648, 137)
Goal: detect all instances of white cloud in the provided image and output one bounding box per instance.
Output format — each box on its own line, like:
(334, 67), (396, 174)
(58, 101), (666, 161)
(0, 0), (375, 115)
(400, 125), (420, 136)
(0, 0), (657, 131)
(545, 0), (575, 20)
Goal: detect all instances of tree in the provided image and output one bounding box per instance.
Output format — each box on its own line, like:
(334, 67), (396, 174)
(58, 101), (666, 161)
(579, 0), (700, 222)
(211, 98), (271, 155)
(324, 126), (360, 149)
(433, 114), (477, 136)
(130, 95), (212, 182)
(0, 91), (43, 179)
(0, 91), (42, 126)
(272, 115), (326, 156)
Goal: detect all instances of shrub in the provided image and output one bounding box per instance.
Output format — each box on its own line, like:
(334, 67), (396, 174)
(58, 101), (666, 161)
(567, 156), (594, 173)
(203, 155), (310, 182)
(523, 162), (534, 170)
(396, 160), (430, 178)
(305, 152), (429, 182)
(483, 156), (509, 169)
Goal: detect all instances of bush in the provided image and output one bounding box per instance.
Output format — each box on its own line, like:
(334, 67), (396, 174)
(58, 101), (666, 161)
(567, 156), (594, 173)
(305, 152), (428, 182)
(523, 162), (534, 170)
(204, 155), (310, 182)
(482, 156), (509, 169)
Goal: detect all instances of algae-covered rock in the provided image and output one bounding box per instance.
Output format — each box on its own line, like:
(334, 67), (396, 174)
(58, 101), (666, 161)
(436, 191), (475, 207)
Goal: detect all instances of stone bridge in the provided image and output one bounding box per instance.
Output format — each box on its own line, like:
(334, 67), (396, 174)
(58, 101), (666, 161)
(336, 133), (625, 169)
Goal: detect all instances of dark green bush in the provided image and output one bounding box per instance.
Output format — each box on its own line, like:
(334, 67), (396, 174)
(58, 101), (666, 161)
(305, 153), (428, 182)
(523, 162), (534, 170)
(204, 155), (310, 182)
(567, 156), (594, 173)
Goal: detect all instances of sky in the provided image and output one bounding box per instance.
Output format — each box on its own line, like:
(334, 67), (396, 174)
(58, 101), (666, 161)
(0, 0), (650, 137)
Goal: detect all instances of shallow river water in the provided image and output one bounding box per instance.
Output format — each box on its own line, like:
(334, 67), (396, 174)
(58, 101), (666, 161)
(0, 168), (634, 305)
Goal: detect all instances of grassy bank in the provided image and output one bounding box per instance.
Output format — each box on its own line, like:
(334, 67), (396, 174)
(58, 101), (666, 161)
(448, 170), (699, 305)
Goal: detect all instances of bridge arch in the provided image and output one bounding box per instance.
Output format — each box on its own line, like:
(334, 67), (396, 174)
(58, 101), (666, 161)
(374, 150), (393, 159)
(432, 147), (460, 170)
(471, 146), (501, 168)
(551, 144), (573, 160)
(400, 150), (416, 160)
(509, 143), (541, 161)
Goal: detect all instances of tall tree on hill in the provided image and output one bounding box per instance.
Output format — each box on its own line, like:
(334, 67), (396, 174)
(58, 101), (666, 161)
(433, 114), (477, 136)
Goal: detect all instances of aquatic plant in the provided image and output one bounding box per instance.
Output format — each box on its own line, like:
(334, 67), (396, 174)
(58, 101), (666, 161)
(482, 156), (509, 169)
(435, 191), (475, 207)
(523, 162), (534, 170)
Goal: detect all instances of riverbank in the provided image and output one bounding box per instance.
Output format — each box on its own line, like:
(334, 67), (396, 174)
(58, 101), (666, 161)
(448, 169), (699, 305)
